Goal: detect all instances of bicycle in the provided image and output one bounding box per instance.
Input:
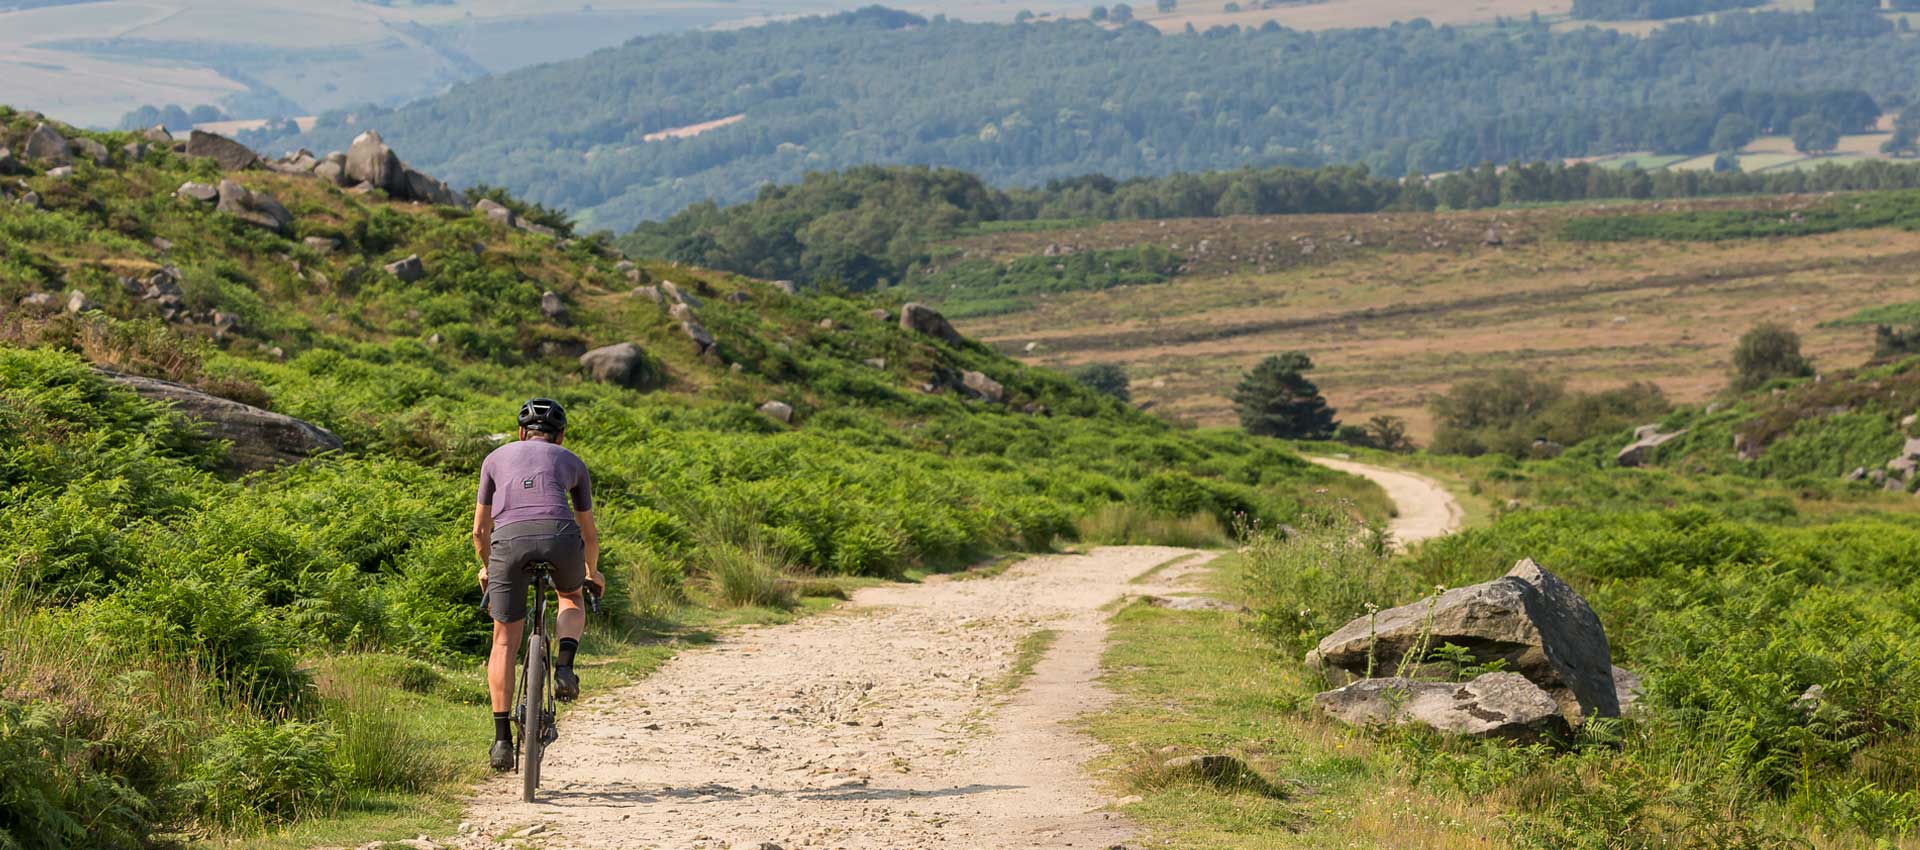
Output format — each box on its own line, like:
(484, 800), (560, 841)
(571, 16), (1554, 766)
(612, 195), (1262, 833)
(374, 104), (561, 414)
(500, 560), (599, 803)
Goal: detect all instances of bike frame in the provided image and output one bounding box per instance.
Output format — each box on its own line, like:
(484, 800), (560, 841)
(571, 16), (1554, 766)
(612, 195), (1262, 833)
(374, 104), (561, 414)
(512, 564), (559, 800)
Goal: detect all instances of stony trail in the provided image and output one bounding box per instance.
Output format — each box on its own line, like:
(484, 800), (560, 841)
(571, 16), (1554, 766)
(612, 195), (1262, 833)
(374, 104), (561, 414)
(451, 546), (1216, 850)
(1306, 456), (1463, 548)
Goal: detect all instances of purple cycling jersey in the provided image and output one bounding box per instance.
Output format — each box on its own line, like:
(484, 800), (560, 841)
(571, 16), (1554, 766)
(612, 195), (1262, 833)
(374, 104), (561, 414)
(476, 439), (593, 525)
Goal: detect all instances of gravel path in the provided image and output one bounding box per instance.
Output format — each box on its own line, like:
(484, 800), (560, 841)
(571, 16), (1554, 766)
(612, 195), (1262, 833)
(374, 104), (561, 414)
(1306, 456), (1464, 547)
(449, 546), (1215, 850)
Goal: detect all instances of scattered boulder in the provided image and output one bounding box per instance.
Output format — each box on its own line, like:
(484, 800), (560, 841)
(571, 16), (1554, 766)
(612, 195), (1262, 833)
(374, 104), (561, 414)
(185, 130), (259, 171)
(1617, 424), (1686, 468)
(540, 290), (568, 323)
(122, 141), (149, 161)
(65, 290), (97, 314)
(0, 147), (18, 175)
(270, 150), (319, 175)
(632, 285), (662, 303)
(868, 308), (890, 322)
(101, 371), (343, 473)
(45, 166), (73, 180)
(1732, 432), (1762, 462)
(660, 281), (701, 308)
(345, 130), (405, 195)
(679, 316), (716, 353)
(579, 343), (660, 390)
(758, 400), (794, 423)
(1314, 673), (1567, 743)
(384, 255), (426, 282)
(18, 292), (56, 311)
(142, 125), (173, 144)
(69, 137), (109, 166)
(214, 179), (293, 234)
(900, 302), (964, 345)
(176, 181), (219, 204)
(1307, 558), (1619, 723)
(817, 318), (835, 330)
(959, 370), (1005, 403)
(403, 167), (460, 206)
(475, 198), (517, 227)
(303, 236), (340, 254)
(23, 123), (71, 166)
(314, 154), (348, 186)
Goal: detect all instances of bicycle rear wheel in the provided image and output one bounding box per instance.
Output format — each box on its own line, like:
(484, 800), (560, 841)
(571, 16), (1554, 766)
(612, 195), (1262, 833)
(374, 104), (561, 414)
(521, 633), (547, 802)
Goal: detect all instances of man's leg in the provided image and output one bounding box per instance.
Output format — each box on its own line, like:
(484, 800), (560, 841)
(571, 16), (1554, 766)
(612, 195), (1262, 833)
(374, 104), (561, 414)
(487, 618), (523, 770)
(553, 590), (584, 701)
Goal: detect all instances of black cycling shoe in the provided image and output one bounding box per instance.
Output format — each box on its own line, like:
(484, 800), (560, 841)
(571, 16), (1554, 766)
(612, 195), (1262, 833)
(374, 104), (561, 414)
(490, 739), (515, 772)
(555, 667), (579, 702)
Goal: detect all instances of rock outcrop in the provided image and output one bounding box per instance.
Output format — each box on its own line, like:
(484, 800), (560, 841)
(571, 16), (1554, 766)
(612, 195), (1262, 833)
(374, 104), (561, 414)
(758, 401), (794, 423)
(185, 130), (260, 171)
(578, 343), (659, 390)
(23, 123), (71, 166)
(900, 302), (964, 346)
(344, 130), (458, 205)
(1314, 673), (1568, 743)
(1617, 424), (1686, 468)
(176, 182), (219, 204)
(1307, 558), (1619, 723)
(214, 179), (293, 234)
(959, 370), (1005, 403)
(102, 371), (343, 472)
(384, 255), (425, 282)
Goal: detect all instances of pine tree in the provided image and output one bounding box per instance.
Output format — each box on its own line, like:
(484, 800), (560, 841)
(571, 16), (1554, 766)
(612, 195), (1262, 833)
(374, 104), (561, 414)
(1231, 352), (1337, 439)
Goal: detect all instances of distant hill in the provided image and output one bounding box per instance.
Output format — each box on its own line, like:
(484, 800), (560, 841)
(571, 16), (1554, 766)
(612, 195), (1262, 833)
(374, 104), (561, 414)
(247, 7), (1920, 229)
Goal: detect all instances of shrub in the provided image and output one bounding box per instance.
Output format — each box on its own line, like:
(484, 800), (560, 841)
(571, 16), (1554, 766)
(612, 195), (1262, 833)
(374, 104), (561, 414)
(1075, 503), (1228, 547)
(184, 719), (343, 828)
(1731, 322), (1814, 392)
(700, 540), (797, 608)
(1071, 363), (1131, 402)
(1241, 511), (1406, 656)
(0, 699), (149, 850)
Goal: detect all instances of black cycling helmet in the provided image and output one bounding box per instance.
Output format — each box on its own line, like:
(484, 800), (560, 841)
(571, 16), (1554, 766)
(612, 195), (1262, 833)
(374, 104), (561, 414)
(518, 398), (567, 435)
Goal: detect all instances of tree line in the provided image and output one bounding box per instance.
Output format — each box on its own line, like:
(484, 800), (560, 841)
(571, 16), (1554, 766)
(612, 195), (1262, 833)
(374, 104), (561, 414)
(249, 6), (1920, 230)
(620, 156), (1920, 290)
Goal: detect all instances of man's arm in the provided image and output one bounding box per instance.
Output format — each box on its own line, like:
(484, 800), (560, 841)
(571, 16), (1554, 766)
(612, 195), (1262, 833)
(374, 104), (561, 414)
(472, 503), (494, 589)
(575, 509), (603, 592)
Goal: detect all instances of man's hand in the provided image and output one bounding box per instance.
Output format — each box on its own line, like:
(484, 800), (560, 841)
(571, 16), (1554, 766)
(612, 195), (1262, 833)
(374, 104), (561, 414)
(585, 566), (606, 598)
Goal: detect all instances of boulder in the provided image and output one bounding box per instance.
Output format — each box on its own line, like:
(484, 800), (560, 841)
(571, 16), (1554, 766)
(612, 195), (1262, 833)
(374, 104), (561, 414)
(900, 302), (964, 345)
(214, 179), (293, 234)
(475, 198), (517, 227)
(345, 130), (404, 195)
(1901, 437), (1920, 461)
(1307, 558), (1619, 723)
(23, 123), (71, 165)
(313, 159), (347, 186)
(69, 137), (109, 166)
(65, 290), (97, 314)
(177, 181), (219, 204)
(660, 281), (701, 308)
(303, 236), (340, 254)
(18, 292), (57, 311)
(868, 308), (890, 322)
(1314, 673), (1567, 743)
(758, 400), (794, 423)
(1613, 666), (1643, 716)
(540, 290), (568, 323)
(960, 370), (1005, 403)
(632, 285), (662, 303)
(578, 343), (659, 390)
(1732, 432), (1762, 462)
(270, 151), (319, 175)
(0, 147), (18, 175)
(679, 316), (716, 353)
(403, 167), (460, 206)
(384, 255), (425, 282)
(45, 166), (73, 180)
(122, 141), (148, 161)
(185, 130), (259, 171)
(101, 371), (343, 473)
(1617, 425), (1686, 468)
(142, 125), (173, 143)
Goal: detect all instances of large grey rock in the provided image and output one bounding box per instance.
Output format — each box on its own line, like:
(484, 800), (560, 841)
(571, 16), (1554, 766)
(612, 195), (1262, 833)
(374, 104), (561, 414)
(960, 370), (1005, 403)
(0, 147), (18, 175)
(214, 179), (293, 234)
(345, 130), (405, 195)
(65, 289), (97, 314)
(475, 198), (517, 227)
(540, 290), (568, 323)
(758, 400), (794, 423)
(384, 254), (425, 282)
(69, 137), (109, 166)
(403, 167), (460, 206)
(1307, 559), (1619, 723)
(142, 125), (173, 144)
(579, 343), (659, 390)
(660, 281), (701, 308)
(313, 159), (347, 186)
(23, 123), (71, 166)
(1617, 424), (1686, 468)
(185, 130), (259, 171)
(102, 371), (343, 473)
(1314, 673), (1567, 743)
(18, 292), (57, 311)
(900, 302), (964, 345)
(177, 181), (219, 204)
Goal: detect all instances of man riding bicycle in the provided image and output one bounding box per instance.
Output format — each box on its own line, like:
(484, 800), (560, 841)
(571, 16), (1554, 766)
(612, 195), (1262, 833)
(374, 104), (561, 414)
(472, 398), (605, 771)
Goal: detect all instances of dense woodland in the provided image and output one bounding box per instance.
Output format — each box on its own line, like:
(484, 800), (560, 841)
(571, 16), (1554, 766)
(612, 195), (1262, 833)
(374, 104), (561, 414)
(621, 157), (1920, 290)
(253, 6), (1920, 229)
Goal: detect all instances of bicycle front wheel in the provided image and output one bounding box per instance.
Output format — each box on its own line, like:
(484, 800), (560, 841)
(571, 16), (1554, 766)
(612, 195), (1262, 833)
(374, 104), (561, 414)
(521, 633), (547, 802)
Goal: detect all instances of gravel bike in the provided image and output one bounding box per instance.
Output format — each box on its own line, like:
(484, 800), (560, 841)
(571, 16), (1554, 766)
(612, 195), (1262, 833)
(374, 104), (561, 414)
(506, 561), (598, 802)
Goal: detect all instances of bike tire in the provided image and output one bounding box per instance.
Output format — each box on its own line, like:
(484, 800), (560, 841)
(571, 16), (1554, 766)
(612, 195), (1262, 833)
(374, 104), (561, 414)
(521, 634), (547, 803)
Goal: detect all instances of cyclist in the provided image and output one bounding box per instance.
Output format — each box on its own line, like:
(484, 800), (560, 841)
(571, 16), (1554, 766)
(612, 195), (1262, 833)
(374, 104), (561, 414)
(472, 398), (605, 771)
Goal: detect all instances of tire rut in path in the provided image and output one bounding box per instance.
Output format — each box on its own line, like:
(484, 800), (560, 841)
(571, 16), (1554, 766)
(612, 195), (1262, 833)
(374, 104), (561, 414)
(453, 545), (1214, 850)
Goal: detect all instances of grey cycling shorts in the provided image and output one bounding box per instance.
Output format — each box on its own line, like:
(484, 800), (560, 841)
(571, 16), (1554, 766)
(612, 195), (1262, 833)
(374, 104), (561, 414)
(486, 519), (586, 623)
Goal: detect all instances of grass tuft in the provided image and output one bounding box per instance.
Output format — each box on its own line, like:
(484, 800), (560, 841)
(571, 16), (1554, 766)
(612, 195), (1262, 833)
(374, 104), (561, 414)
(1076, 504), (1230, 548)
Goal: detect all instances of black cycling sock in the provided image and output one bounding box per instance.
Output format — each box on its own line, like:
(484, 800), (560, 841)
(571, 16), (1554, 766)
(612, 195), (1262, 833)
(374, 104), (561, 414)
(557, 637), (578, 670)
(493, 712), (512, 742)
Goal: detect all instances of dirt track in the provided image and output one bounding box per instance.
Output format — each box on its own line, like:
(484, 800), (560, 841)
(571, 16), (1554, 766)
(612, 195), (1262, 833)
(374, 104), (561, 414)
(450, 546), (1214, 850)
(1306, 456), (1463, 548)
